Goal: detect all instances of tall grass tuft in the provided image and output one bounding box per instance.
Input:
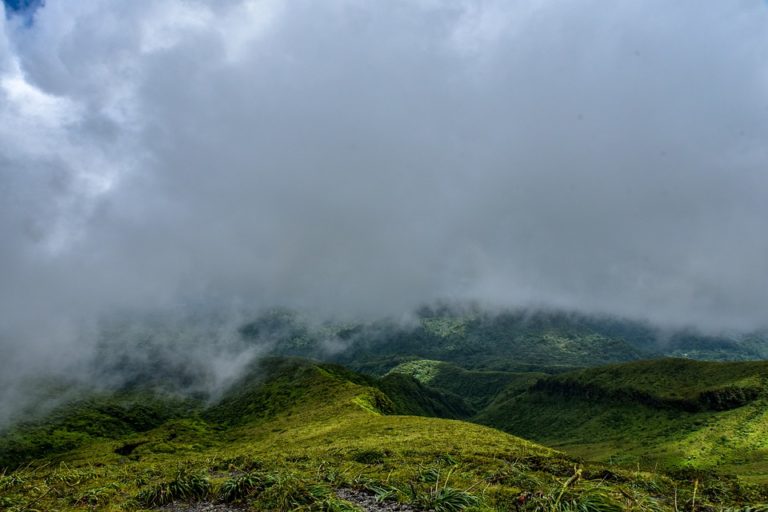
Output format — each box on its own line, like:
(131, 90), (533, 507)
(135, 467), (211, 507)
(413, 466), (479, 512)
(219, 470), (273, 503)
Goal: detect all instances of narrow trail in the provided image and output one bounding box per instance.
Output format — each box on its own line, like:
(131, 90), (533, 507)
(156, 489), (420, 511)
(160, 503), (247, 511)
(336, 488), (419, 511)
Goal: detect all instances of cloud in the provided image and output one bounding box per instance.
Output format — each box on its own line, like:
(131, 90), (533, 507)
(1, 0), (768, 404)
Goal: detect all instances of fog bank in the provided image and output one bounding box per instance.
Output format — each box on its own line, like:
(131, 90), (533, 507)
(1, 0), (768, 419)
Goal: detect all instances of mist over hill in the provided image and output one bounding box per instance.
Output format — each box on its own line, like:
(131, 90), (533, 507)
(3, 303), (767, 430)
(2, 1), (768, 409)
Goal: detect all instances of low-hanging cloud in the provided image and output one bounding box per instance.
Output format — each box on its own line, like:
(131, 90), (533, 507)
(2, 0), (768, 407)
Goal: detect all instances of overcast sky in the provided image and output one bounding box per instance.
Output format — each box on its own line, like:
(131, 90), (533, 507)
(2, 0), (768, 381)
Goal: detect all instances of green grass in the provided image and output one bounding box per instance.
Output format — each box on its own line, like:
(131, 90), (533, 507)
(476, 358), (768, 483)
(4, 357), (764, 510)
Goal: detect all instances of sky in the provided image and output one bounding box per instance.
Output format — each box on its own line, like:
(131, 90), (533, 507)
(1, 1), (768, 402)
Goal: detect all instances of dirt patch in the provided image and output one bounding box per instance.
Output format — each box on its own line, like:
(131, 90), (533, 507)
(336, 488), (419, 512)
(157, 488), (418, 512)
(159, 502), (247, 512)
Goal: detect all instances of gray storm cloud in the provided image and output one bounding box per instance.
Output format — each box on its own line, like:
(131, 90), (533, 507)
(1, 0), (768, 394)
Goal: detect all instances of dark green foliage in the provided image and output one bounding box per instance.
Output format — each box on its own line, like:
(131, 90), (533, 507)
(243, 306), (768, 377)
(527, 358), (767, 412)
(329, 310), (652, 374)
(388, 359), (547, 410)
(114, 440), (147, 455)
(699, 386), (762, 411)
(246, 307), (663, 375)
(375, 373), (474, 418)
(239, 308), (312, 348)
(350, 449), (390, 464)
(0, 391), (199, 469)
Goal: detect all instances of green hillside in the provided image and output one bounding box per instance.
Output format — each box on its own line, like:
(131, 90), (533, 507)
(477, 358), (768, 482)
(3, 357), (764, 511)
(0, 389), (201, 470)
(387, 359), (544, 410)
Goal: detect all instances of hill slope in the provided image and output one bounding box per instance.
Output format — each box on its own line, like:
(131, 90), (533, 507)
(477, 358), (768, 481)
(387, 359), (544, 411)
(4, 357), (763, 510)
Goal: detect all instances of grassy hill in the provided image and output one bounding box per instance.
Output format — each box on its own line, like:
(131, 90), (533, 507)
(476, 358), (768, 482)
(4, 357), (764, 510)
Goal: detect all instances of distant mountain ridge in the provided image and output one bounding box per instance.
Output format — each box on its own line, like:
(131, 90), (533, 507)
(242, 306), (768, 374)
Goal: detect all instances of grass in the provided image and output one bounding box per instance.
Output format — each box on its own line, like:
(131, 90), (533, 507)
(476, 358), (768, 483)
(136, 466), (212, 506)
(2, 357), (768, 510)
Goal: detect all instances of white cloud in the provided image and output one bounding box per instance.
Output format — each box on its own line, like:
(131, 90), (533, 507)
(0, 0), (768, 406)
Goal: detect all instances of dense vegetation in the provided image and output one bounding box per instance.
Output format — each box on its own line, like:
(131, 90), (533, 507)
(244, 307), (768, 375)
(3, 357), (768, 510)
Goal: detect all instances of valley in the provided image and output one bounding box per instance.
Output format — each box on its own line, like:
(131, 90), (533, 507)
(3, 309), (768, 510)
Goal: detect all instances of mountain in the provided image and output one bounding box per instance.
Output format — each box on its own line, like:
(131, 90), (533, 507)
(244, 307), (768, 376)
(3, 357), (764, 510)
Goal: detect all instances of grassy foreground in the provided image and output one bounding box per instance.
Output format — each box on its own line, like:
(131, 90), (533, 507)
(2, 358), (768, 511)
